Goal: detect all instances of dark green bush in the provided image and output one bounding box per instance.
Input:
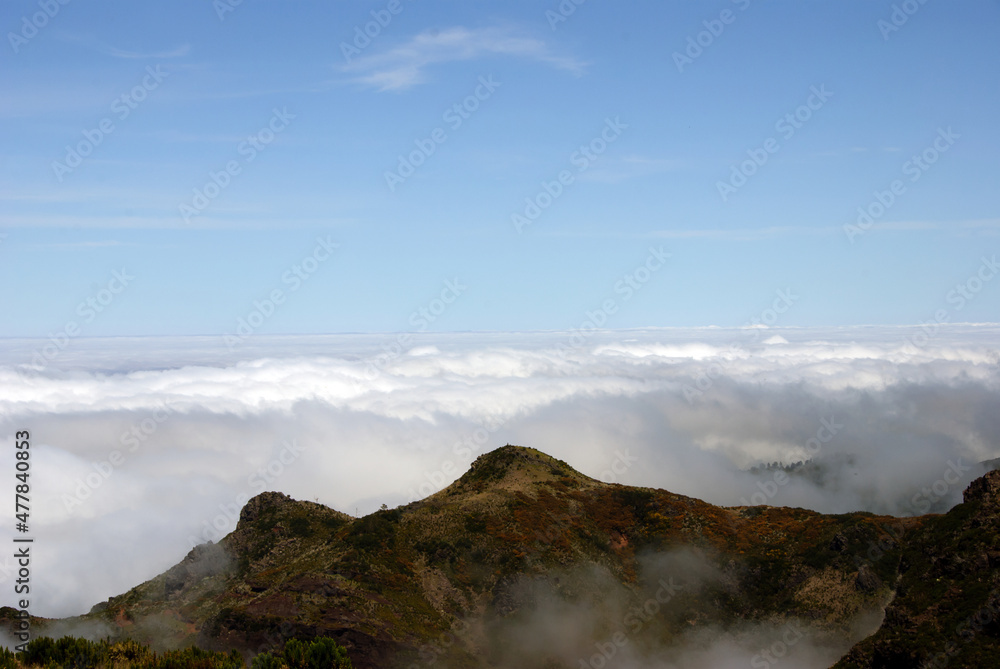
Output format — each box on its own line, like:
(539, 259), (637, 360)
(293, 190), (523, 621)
(10, 631), (348, 667)
(151, 646), (245, 669)
(18, 636), (104, 669)
(287, 516), (312, 538)
(0, 647), (18, 669)
(107, 639), (151, 664)
(251, 636), (351, 669)
(249, 651), (285, 669)
(343, 509), (400, 551)
(15, 636), (247, 669)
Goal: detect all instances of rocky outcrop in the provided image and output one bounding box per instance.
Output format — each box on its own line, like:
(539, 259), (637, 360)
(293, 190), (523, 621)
(835, 471), (1000, 667)
(163, 542), (230, 597)
(238, 491), (295, 526)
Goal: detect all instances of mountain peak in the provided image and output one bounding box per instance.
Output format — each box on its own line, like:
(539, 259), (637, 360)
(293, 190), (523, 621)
(238, 490), (294, 525)
(455, 444), (594, 491)
(963, 468), (1000, 505)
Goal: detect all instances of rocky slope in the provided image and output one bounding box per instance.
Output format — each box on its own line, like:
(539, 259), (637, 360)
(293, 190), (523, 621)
(8, 445), (1000, 667)
(833, 471), (1000, 667)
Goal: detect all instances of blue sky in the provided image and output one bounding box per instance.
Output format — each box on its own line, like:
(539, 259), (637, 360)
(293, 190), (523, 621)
(3, 1), (1000, 622)
(2, 0), (999, 337)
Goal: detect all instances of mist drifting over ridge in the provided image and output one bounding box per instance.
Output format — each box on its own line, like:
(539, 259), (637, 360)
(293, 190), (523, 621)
(0, 324), (998, 619)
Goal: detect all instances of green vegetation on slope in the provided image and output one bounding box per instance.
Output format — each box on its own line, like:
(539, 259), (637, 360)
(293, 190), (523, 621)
(0, 635), (351, 669)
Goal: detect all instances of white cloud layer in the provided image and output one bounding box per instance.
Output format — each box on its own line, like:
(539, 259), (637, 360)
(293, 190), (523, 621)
(0, 325), (998, 617)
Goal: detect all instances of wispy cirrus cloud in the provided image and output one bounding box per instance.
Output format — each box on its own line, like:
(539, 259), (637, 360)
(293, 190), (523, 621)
(866, 218), (1000, 233)
(55, 33), (191, 59)
(536, 219), (1000, 242)
(812, 146), (903, 158)
(24, 240), (141, 249)
(643, 219), (1000, 242)
(342, 26), (586, 91)
(649, 226), (841, 241)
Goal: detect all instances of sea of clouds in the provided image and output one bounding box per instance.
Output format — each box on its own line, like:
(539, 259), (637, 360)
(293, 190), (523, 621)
(0, 325), (998, 619)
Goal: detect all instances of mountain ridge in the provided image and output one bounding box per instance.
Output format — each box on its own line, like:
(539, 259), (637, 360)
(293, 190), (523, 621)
(4, 444), (999, 668)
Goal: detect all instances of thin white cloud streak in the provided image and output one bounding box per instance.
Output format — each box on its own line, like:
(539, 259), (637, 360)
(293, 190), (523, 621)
(54, 33), (192, 59)
(645, 219), (1000, 241)
(20, 240), (140, 249)
(575, 155), (685, 184)
(342, 26), (586, 91)
(0, 213), (352, 230)
(869, 218), (1000, 232)
(0, 326), (998, 618)
(648, 226), (840, 241)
